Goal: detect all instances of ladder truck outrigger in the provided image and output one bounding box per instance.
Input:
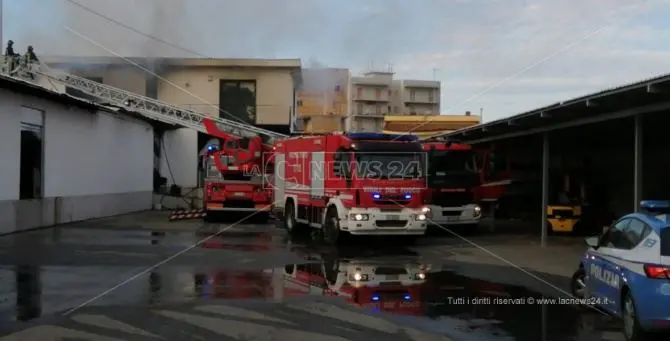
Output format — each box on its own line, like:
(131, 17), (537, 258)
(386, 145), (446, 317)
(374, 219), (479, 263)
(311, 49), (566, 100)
(3, 58), (285, 222)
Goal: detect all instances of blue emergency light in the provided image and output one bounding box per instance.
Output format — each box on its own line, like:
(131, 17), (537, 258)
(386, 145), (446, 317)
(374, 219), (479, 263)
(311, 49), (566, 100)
(373, 193), (381, 199)
(640, 200), (670, 213)
(403, 295), (411, 301)
(404, 193), (412, 200)
(372, 295), (380, 301)
(345, 132), (419, 142)
(207, 145), (218, 151)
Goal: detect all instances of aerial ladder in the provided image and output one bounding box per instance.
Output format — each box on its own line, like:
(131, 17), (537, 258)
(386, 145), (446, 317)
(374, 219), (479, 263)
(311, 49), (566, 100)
(1, 59), (286, 220)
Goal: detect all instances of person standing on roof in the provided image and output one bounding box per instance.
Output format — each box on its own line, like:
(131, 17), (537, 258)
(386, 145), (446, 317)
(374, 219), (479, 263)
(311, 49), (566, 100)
(5, 40), (15, 57)
(25, 46), (38, 63)
(4, 40), (17, 73)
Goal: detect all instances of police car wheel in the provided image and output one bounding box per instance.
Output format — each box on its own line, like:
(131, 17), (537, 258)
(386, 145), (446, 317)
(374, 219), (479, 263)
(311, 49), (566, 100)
(622, 292), (648, 341)
(570, 267), (586, 298)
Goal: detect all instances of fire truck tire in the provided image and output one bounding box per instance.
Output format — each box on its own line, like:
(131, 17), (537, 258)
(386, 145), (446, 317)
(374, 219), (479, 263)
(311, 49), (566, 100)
(323, 207), (344, 245)
(284, 201), (302, 235)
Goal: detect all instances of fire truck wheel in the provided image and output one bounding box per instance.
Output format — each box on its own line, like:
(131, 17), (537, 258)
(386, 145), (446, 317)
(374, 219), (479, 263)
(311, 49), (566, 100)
(284, 200), (300, 234)
(323, 207), (342, 245)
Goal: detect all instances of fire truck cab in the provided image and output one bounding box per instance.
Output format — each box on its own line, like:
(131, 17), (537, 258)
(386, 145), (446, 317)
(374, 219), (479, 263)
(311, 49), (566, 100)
(273, 132), (430, 244)
(201, 135), (272, 222)
(423, 141), (482, 231)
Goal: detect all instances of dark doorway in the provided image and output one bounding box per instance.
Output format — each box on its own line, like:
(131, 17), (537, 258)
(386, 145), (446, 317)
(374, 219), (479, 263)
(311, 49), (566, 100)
(219, 80), (256, 124)
(19, 123), (43, 199)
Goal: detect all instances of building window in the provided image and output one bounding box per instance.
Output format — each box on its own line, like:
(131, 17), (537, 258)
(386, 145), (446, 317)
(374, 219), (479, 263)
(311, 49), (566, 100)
(20, 107), (44, 199)
(357, 87), (363, 98)
(375, 104), (383, 114)
(409, 90), (416, 101)
(375, 88), (382, 99)
(428, 90), (434, 102)
(357, 103), (363, 115)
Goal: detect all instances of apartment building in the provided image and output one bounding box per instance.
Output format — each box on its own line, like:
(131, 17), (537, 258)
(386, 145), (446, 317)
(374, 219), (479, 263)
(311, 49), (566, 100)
(294, 68), (350, 133)
(42, 56), (301, 135)
(348, 71), (394, 132)
(390, 79), (440, 116)
(295, 67), (442, 133)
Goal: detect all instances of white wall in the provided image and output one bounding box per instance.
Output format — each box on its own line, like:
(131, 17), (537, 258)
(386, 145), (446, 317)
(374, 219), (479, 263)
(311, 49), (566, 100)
(0, 91), (21, 201)
(0, 88), (155, 234)
(160, 128), (198, 188)
(43, 104), (153, 197)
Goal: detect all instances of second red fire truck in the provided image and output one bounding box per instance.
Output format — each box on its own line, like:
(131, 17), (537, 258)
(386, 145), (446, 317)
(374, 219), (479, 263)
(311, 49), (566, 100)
(422, 140), (482, 233)
(272, 132), (430, 244)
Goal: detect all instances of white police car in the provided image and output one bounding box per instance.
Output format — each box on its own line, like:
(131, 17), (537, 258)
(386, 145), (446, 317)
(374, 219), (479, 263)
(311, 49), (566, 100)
(570, 200), (670, 341)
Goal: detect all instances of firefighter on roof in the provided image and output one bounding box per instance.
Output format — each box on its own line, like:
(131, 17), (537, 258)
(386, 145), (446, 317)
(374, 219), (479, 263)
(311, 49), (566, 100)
(4, 40), (17, 73)
(5, 40), (14, 57)
(25, 45), (38, 63)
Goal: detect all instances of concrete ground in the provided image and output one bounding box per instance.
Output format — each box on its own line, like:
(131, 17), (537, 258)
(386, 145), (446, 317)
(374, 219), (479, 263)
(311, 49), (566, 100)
(0, 211), (628, 341)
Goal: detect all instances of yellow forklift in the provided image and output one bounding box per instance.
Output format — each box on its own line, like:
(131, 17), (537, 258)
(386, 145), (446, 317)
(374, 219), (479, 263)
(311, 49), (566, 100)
(546, 173), (587, 235)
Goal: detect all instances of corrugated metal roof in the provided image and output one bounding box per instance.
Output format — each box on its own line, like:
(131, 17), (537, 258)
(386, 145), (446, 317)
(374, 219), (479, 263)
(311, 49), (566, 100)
(446, 72), (670, 141)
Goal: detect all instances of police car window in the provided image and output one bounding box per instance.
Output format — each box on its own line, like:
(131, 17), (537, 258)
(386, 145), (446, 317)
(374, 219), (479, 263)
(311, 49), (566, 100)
(600, 219), (630, 249)
(621, 219), (650, 248)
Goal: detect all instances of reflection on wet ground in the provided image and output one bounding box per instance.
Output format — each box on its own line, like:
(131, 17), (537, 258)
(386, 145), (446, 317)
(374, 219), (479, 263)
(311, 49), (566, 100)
(0, 222), (630, 340)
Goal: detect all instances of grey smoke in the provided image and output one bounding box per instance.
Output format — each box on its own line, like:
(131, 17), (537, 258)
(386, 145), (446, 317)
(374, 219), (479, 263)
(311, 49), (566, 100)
(3, 0), (426, 67)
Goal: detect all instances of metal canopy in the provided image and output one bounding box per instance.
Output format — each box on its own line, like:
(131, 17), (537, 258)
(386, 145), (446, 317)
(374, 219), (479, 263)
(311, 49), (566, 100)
(445, 73), (670, 144)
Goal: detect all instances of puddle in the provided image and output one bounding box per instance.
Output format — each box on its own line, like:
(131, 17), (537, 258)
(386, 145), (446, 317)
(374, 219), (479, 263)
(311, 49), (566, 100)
(279, 245), (624, 341)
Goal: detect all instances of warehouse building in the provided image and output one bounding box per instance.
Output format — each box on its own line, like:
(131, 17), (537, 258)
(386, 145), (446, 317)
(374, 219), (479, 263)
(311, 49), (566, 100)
(0, 75), (155, 234)
(43, 56), (302, 190)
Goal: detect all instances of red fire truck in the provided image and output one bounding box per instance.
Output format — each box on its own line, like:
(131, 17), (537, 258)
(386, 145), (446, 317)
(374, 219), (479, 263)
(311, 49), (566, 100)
(423, 141), (482, 233)
(285, 257), (428, 315)
(272, 132), (430, 244)
(200, 118), (273, 222)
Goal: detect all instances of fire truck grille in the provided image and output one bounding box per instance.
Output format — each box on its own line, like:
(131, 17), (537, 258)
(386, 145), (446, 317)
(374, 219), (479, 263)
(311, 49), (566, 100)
(432, 191), (473, 207)
(374, 200), (410, 206)
(376, 220), (408, 228)
(224, 199), (255, 208)
(374, 267), (407, 275)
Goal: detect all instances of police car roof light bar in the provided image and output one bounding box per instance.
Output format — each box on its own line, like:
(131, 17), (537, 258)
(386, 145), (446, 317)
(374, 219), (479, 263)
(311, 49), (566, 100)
(640, 200), (670, 213)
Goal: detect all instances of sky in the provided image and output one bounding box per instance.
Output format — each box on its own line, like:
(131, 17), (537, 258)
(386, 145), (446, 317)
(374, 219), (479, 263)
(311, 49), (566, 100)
(3, 0), (670, 122)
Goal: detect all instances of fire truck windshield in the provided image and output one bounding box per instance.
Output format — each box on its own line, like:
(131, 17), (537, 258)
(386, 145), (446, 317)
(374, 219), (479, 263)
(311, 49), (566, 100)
(355, 152), (422, 179)
(429, 150), (477, 175)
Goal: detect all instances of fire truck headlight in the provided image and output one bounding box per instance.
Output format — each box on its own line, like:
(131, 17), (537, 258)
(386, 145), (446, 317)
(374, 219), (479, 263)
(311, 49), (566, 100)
(351, 272), (368, 281)
(416, 214), (427, 221)
(350, 213), (369, 221)
(415, 272), (426, 280)
(473, 205), (482, 216)
(421, 206), (430, 213)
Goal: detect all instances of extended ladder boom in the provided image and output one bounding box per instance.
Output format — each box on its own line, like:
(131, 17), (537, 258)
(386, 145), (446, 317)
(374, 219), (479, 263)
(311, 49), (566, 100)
(2, 60), (287, 143)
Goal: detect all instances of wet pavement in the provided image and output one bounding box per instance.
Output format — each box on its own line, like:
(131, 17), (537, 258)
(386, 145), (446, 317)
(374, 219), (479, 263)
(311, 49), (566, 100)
(0, 217), (630, 340)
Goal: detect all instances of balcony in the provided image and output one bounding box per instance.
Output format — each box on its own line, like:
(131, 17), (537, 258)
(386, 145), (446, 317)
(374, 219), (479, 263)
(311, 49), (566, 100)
(404, 91), (438, 104)
(352, 87), (390, 102)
